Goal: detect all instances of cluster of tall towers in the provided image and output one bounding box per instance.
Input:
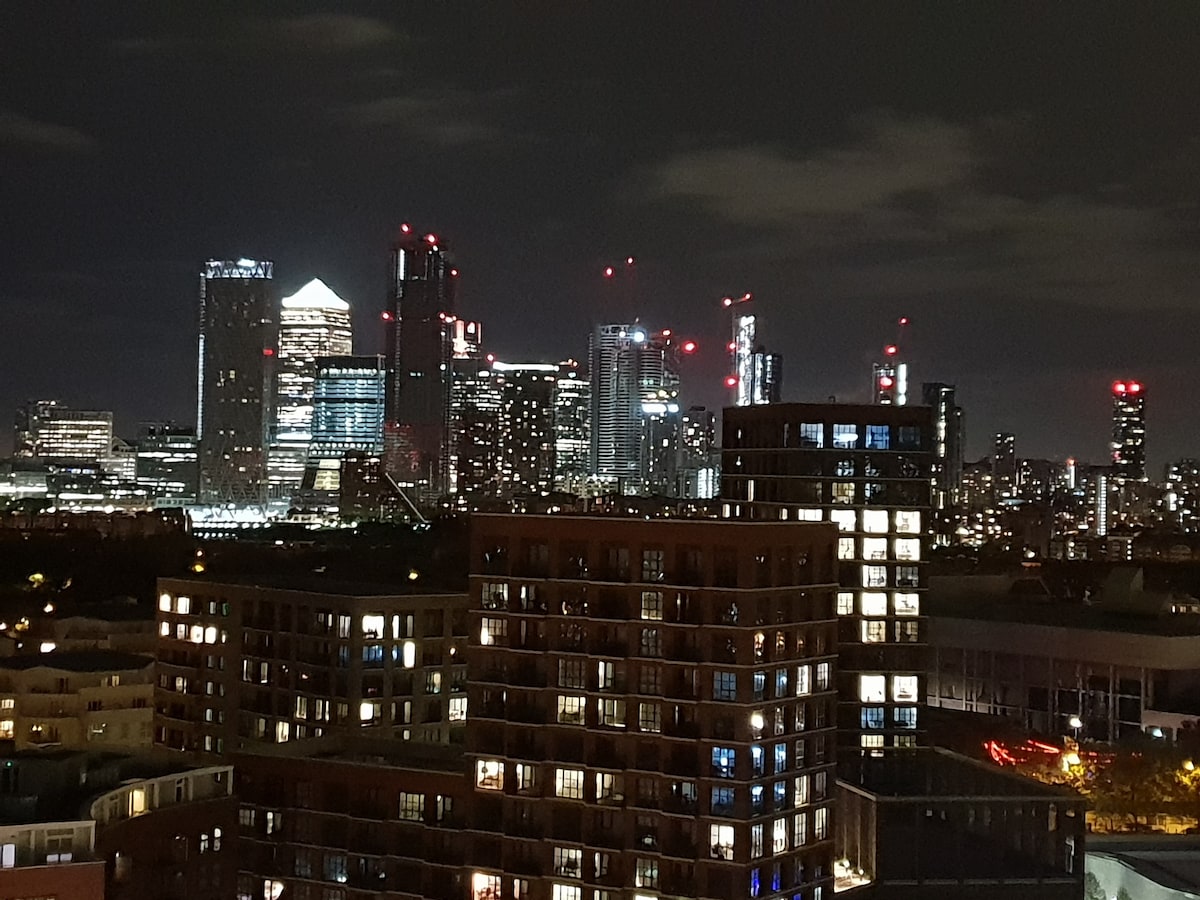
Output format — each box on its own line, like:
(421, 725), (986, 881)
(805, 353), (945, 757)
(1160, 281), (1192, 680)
(194, 228), (729, 514)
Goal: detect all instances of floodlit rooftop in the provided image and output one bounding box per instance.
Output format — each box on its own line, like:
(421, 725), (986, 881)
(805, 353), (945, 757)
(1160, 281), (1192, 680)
(281, 277), (350, 311)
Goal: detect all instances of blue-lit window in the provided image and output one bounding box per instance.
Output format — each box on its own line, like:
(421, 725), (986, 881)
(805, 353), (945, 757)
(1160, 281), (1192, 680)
(712, 746), (736, 778)
(861, 707), (885, 729)
(774, 781), (787, 808)
(750, 867), (761, 898)
(713, 671), (737, 701)
(752, 745), (766, 777)
(775, 668), (788, 698)
(753, 670), (766, 701)
(895, 707), (918, 729)
(774, 743), (787, 774)
(362, 644), (383, 668)
(832, 424), (858, 449)
(712, 786), (735, 816)
(751, 783), (765, 814)
(772, 864), (782, 892)
(865, 425), (890, 449)
(799, 423), (823, 448)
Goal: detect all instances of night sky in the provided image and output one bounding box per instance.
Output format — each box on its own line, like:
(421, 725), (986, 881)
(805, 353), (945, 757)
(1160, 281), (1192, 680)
(3, 4), (1199, 467)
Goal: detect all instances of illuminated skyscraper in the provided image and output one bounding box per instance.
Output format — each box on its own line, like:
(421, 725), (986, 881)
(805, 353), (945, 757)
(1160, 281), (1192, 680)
(135, 422), (199, 504)
(491, 362), (558, 498)
(725, 293), (782, 406)
(588, 323), (679, 489)
(678, 405), (718, 499)
(552, 361), (590, 493)
(268, 278), (353, 500)
(14, 401), (113, 464)
(1111, 380), (1147, 481)
(921, 382), (963, 539)
(300, 355), (387, 506)
(384, 224), (458, 501)
(197, 258), (277, 505)
(992, 432), (1017, 501)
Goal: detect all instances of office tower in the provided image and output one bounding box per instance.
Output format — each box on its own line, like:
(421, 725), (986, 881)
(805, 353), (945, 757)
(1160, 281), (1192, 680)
(679, 406), (718, 499)
(467, 514), (839, 900)
(553, 361), (590, 494)
(589, 324), (679, 488)
(154, 578), (469, 758)
(384, 225), (458, 501)
(197, 258), (277, 506)
(300, 355), (387, 505)
(134, 423), (199, 505)
(1111, 380), (1147, 482)
(14, 399), (60, 457)
(491, 362), (558, 498)
(921, 382), (963, 544)
(15, 403), (114, 463)
(725, 294), (782, 407)
(268, 278), (353, 501)
(1165, 459), (1200, 532)
(991, 432), (1017, 501)
(446, 320), (497, 501)
(103, 437), (138, 481)
(721, 403), (932, 755)
(639, 389), (682, 495)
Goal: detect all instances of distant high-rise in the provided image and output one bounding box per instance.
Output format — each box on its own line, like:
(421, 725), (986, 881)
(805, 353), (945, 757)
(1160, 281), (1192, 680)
(1111, 380), (1147, 481)
(872, 360), (908, 406)
(384, 225), (458, 500)
(725, 293), (783, 406)
(14, 401), (113, 464)
(552, 360), (590, 493)
(197, 258), (277, 505)
(491, 362), (558, 498)
(300, 355), (386, 505)
(268, 279), (353, 500)
(921, 382), (964, 522)
(678, 405), (718, 499)
(135, 422), (199, 504)
(588, 323), (679, 488)
(992, 432), (1017, 501)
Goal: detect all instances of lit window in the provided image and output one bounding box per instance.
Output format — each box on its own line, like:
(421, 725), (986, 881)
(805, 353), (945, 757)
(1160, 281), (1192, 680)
(751, 823), (764, 858)
(862, 566), (887, 588)
(772, 817), (788, 854)
(481, 582), (509, 610)
(402, 641), (417, 668)
(832, 482), (855, 504)
(830, 509), (856, 531)
(475, 759), (504, 791)
(554, 846), (582, 878)
(795, 665), (811, 696)
(712, 746), (736, 778)
(836, 592), (854, 616)
(599, 698), (626, 727)
(895, 707), (918, 729)
(449, 696), (468, 722)
(861, 592), (887, 616)
(815, 807), (829, 840)
(480, 617), (507, 647)
(837, 537), (856, 560)
(710, 824), (735, 859)
(895, 510), (921, 533)
(798, 423), (823, 448)
(204, 626), (218, 644)
(894, 593), (920, 616)
(894, 538), (921, 561)
(793, 775), (809, 808)
(861, 707), (885, 729)
(176, 596), (191, 615)
(640, 591), (663, 620)
(793, 812), (808, 846)
(713, 671), (737, 701)
(859, 675), (886, 703)
(865, 424), (890, 449)
(893, 675), (919, 702)
(472, 872), (502, 900)
(275, 721), (290, 743)
(863, 537), (887, 561)
(399, 791), (424, 821)
(359, 701), (380, 724)
(862, 510), (889, 533)
(552, 885), (581, 900)
(554, 767), (584, 799)
(361, 614), (385, 638)
(558, 659), (585, 689)
(832, 424), (858, 448)
(595, 772), (623, 803)
(557, 695), (586, 725)
(861, 734), (885, 749)
(635, 858), (658, 889)
(816, 663), (831, 691)
(861, 621), (886, 643)
(190, 625), (204, 644)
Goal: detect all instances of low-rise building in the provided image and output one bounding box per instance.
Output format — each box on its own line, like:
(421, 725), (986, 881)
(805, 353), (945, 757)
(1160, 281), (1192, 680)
(0, 650), (154, 750)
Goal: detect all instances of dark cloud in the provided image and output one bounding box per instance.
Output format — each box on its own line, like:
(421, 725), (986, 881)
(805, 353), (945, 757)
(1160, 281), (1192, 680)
(112, 13), (402, 58)
(0, 110), (96, 153)
(332, 89), (524, 147)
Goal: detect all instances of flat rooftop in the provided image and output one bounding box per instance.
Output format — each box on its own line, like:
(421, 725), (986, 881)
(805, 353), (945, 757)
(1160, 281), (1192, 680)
(1089, 836), (1200, 893)
(0, 650), (153, 672)
(161, 574), (464, 598)
(232, 733), (464, 774)
(841, 748), (1080, 801)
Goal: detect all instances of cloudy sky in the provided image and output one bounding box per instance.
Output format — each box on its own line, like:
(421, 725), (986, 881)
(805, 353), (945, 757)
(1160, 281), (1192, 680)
(2, 3), (1199, 465)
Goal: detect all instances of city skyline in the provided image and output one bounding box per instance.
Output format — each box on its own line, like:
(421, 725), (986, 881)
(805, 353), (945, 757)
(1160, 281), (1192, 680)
(4, 6), (1200, 466)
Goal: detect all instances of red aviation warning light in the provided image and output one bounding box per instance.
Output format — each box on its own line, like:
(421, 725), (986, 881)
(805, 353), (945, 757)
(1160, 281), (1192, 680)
(603, 266), (615, 278)
(262, 348), (275, 356)
(681, 340), (698, 354)
(425, 233), (438, 244)
(727, 341), (737, 352)
(400, 223), (411, 234)
(381, 311), (394, 321)
(884, 344), (898, 356)
(661, 328), (672, 337)
(878, 375), (894, 389)
(450, 268), (459, 277)
(724, 375), (738, 388)
(898, 316), (909, 326)
(1113, 381), (1127, 394)
(1129, 381), (1142, 393)
(722, 296), (733, 307)
(626, 256), (635, 266)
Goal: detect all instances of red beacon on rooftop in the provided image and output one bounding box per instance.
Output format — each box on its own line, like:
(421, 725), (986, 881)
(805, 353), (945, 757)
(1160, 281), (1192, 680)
(262, 348), (275, 356)
(878, 375), (894, 388)
(603, 266), (615, 278)
(381, 311), (394, 321)
(884, 344), (898, 356)
(1113, 380), (1143, 395)
(425, 234), (438, 244)
(681, 340), (698, 354)
(724, 375), (738, 388)
(400, 223), (411, 234)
